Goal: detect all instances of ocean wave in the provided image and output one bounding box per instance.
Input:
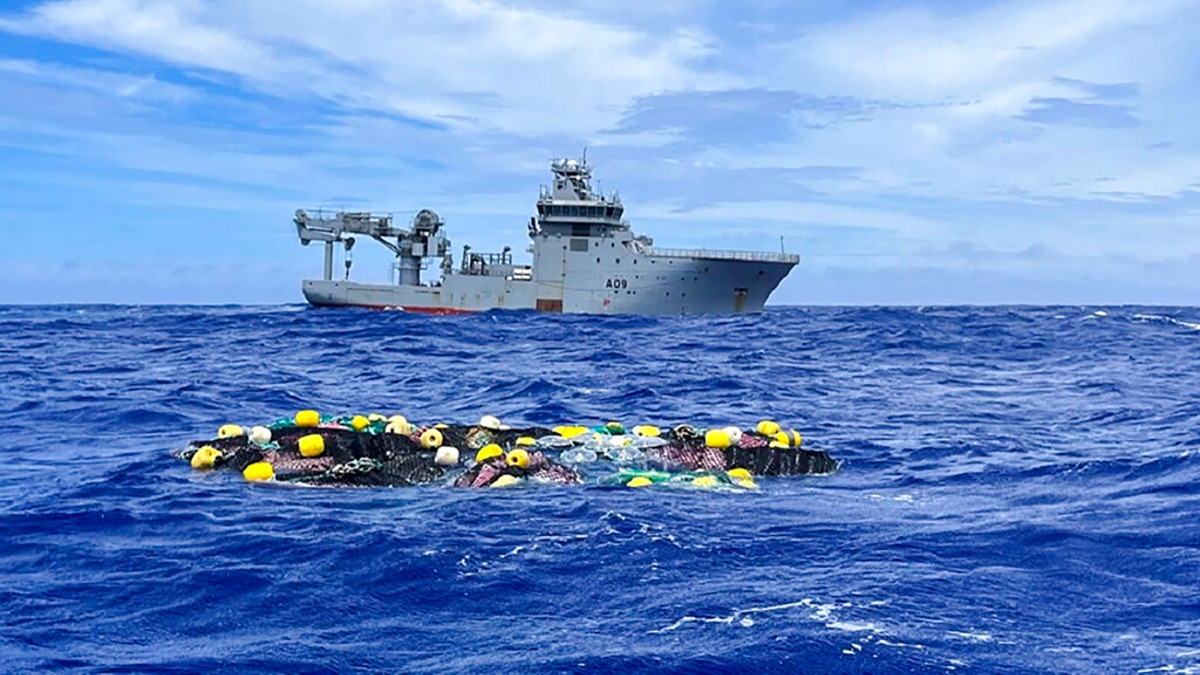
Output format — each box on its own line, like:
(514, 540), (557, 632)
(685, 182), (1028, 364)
(0, 304), (1198, 672)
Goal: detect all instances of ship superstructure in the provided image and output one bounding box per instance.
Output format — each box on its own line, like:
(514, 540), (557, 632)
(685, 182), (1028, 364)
(297, 157), (799, 314)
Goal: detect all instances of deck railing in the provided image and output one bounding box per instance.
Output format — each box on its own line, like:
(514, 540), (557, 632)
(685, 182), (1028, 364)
(647, 248), (800, 264)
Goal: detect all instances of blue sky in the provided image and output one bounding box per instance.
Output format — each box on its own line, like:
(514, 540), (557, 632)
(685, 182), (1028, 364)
(1, 0), (1198, 305)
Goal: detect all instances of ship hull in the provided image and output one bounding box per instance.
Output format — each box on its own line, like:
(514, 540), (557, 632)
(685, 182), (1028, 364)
(303, 255), (794, 315)
(302, 275), (537, 313)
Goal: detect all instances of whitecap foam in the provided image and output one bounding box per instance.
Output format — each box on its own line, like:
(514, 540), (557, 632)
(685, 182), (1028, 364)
(828, 621), (876, 632)
(876, 638), (925, 650)
(648, 599), (816, 634)
(1134, 314), (1200, 330)
(947, 630), (994, 642)
(648, 615), (735, 634)
(498, 543), (537, 559)
(647, 595), (888, 654)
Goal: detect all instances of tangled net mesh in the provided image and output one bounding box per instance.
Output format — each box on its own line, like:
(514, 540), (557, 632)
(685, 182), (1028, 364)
(180, 414), (838, 489)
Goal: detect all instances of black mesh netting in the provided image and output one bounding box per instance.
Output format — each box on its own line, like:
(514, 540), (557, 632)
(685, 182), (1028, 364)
(180, 421), (838, 488)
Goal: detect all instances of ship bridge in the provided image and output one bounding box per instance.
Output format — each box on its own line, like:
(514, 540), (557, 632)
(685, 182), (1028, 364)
(534, 158), (626, 236)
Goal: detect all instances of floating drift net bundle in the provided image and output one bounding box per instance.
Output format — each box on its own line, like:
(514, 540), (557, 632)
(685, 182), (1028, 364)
(180, 413), (838, 489)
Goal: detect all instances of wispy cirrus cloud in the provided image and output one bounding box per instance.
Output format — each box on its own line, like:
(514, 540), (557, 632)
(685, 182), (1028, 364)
(1017, 76), (1141, 128)
(763, 0), (1193, 100)
(708, 0), (1200, 204)
(0, 0), (721, 136)
(1018, 97), (1139, 128)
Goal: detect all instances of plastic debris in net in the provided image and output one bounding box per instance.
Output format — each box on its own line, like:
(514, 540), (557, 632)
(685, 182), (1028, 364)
(179, 414), (837, 489)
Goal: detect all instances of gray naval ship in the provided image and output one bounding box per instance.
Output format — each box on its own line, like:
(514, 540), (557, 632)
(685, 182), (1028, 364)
(295, 157), (799, 315)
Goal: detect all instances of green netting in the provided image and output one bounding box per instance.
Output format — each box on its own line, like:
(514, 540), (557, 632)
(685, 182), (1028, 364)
(180, 418), (837, 488)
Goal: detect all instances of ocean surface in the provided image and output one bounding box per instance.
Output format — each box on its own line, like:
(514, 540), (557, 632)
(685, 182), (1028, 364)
(1, 305), (1198, 674)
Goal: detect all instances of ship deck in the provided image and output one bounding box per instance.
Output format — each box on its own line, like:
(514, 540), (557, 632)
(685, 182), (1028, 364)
(647, 247), (800, 264)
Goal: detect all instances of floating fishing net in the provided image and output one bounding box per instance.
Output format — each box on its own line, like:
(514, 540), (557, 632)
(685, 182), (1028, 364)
(179, 413), (838, 489)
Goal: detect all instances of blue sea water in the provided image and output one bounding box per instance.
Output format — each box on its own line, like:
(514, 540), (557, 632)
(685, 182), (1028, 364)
(1, 305), (1199, 674)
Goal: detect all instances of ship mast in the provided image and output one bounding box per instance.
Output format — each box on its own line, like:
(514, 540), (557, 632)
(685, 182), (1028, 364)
(534, 156), (627, 237)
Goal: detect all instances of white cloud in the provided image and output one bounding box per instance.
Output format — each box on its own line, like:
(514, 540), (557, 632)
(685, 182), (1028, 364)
(1, 0), (720, 136)
(703, 0), (1200, 204)
(772, 0), (1191, 99)
(9, 0), (274, 72)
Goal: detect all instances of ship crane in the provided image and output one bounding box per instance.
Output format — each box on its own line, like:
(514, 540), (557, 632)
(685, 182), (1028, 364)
(294, 208), (449, 285)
